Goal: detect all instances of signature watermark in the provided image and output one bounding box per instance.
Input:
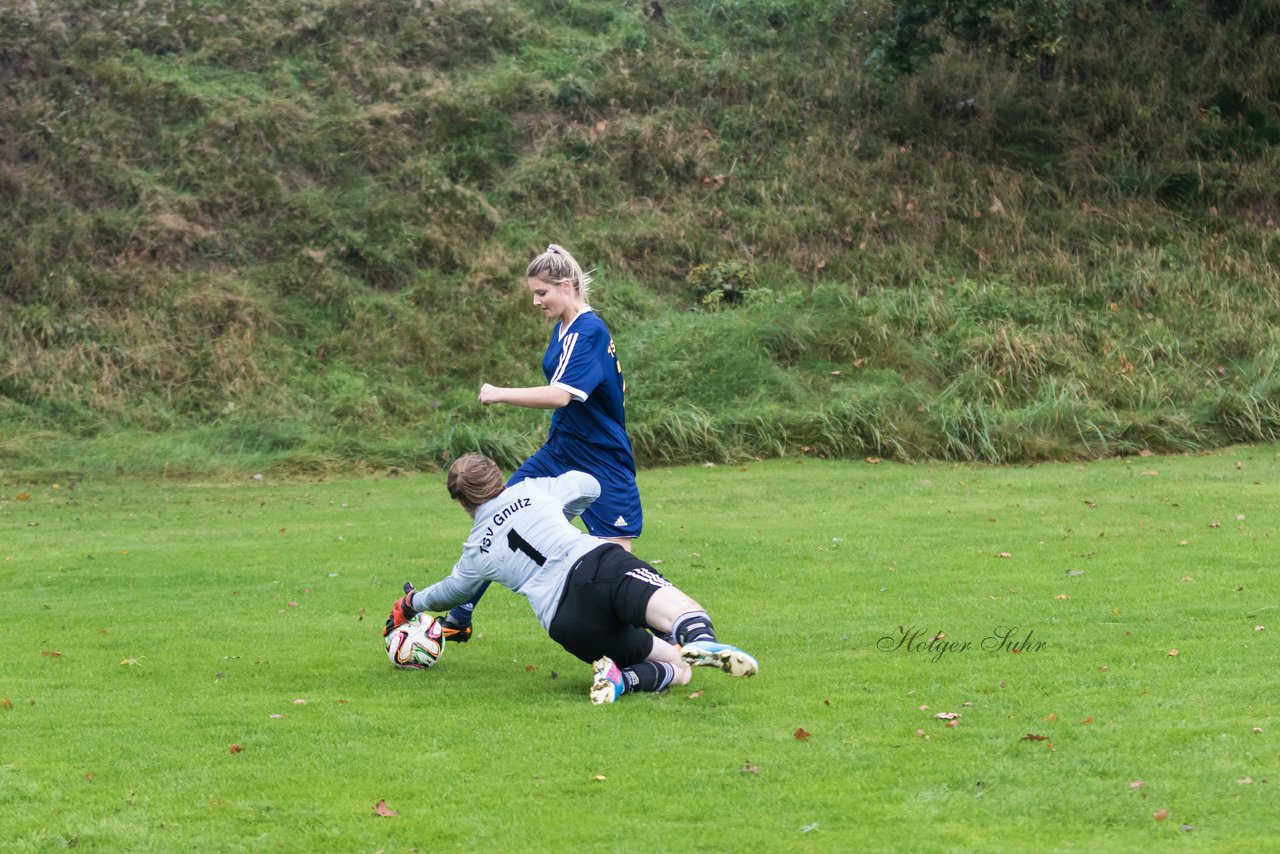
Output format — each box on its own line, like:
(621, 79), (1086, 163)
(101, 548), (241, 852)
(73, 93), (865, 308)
(877, 625), (1047, 663)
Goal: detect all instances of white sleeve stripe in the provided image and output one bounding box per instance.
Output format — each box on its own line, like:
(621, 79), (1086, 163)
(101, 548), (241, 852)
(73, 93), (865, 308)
(550, 332), (579, 385)
(551, 381), (588, 401)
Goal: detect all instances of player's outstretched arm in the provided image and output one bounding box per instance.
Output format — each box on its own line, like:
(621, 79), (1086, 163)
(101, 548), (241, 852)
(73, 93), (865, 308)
(478, 383), (572, 410)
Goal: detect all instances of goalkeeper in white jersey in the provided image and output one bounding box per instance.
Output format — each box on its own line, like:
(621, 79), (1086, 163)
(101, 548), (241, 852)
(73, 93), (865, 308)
(383, 453), (757, 703)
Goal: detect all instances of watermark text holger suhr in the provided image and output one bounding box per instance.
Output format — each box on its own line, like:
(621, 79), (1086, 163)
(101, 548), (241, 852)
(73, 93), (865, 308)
(877, 626), (1047, 663)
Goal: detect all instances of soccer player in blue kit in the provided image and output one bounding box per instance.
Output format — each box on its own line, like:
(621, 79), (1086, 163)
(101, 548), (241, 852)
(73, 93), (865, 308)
(385, 454), (757, 703)
(441, 244), (642, 643)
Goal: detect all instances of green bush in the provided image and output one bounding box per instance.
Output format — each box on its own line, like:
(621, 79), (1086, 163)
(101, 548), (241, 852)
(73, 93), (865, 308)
(686, 261), (758, 307)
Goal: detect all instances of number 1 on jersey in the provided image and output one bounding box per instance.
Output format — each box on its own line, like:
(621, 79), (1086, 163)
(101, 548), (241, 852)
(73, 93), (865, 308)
(507, 529), (547, 566)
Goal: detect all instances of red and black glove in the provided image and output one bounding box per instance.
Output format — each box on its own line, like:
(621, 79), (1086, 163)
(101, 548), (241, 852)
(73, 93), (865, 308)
(382, 582), (419, 637)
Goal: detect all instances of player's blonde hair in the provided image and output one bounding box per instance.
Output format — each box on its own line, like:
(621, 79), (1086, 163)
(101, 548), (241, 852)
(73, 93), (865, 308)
(526, 243), (593, 304)
(447, 453), (505, 511)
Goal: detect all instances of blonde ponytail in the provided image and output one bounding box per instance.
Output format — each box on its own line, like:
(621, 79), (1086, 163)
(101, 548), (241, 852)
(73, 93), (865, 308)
(526, 243), (594, 304)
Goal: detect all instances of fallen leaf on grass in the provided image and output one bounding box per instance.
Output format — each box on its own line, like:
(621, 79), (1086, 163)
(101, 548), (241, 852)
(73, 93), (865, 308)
(686, 690), (703, 699)
(16, 492), (30, 501)
(590, 775), (607, 782)
(41, 651), (62, 657)
(1253, 727), (1264, 733)
(865, 457), (882, 464)
(292, 699), (306, 705)
(1129, 781), (1146, 789)
(1153, 809), (1169, 821)
(228, 744), (243, 754)
(1021, 733), (1050, 741)
(794, 727), (812, 741)
(85, 772), (93, 782)
(995, 552), (1012, 558)
(120, 658), (141, 666)
(740, 761), (760, 775)
(1168, 649), (1179, 657)
(524, 665), (536, 672)
(934, 712), (960, 720)
(1238, 777), (1253, 785)
(373, 799), (398, 817)
(800, 823), (819, 834)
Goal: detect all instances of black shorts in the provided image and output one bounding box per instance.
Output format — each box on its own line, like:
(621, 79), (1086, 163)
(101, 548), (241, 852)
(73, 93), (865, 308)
(548, 543), (672, 666)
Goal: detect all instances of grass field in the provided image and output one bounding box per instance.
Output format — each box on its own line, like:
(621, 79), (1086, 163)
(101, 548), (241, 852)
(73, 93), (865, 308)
(3, 448), (1277, 851)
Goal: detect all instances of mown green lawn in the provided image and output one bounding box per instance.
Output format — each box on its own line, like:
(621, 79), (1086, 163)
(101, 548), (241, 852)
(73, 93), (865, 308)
(2, 447), (1276, 851)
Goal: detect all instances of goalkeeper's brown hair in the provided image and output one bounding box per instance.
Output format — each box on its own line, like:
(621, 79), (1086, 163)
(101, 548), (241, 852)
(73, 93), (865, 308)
(447, 453), (506, 512)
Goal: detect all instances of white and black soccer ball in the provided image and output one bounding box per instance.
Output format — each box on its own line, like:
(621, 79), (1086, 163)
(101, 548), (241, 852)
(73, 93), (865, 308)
(385, 614), (445, 670)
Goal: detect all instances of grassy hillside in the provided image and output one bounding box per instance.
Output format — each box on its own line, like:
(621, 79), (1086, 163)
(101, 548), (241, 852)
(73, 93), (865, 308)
(2, 0), (1280, 477)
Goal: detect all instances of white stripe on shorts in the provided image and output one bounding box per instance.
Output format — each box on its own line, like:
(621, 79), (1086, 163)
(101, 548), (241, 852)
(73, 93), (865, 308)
(626, 567), (671, 589)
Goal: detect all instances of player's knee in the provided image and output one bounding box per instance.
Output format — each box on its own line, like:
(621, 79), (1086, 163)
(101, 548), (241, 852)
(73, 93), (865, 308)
(665, 587), (701, 614)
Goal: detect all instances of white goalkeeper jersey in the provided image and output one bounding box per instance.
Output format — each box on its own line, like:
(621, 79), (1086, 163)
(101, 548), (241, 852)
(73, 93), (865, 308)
(411, 471), (607, 630)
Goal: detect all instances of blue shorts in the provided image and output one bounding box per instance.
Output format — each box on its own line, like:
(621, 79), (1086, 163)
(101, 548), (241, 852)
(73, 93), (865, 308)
(510, 439), (643, 540)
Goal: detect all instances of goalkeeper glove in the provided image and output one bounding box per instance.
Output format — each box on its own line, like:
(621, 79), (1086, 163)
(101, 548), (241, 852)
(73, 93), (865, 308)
(382, 581), (419, 637)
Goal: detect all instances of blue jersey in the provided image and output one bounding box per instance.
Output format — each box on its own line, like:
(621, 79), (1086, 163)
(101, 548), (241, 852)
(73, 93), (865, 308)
(509, 309), (642, 539)
(544, 309), (631, 456)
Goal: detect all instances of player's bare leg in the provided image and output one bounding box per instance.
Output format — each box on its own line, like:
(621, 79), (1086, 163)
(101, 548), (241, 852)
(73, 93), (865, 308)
(644, 586), (758, 678)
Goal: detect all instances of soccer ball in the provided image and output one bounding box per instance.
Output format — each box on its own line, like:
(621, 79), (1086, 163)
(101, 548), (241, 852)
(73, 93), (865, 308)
(385, 614), (445, 670)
